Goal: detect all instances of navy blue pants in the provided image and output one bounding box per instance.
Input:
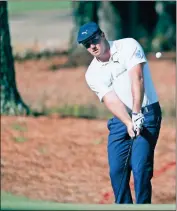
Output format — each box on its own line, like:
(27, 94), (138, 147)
(107, 102), (162, 204)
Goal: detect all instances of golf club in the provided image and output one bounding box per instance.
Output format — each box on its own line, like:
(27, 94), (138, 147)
(115, 135), (135, 203)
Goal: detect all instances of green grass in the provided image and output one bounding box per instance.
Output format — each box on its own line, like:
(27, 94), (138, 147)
(32, 104), (112, 120)
(1, 191), (32, 202)
(11, 123), (27, 132)
(13, 136), (28, 143)
(8, 0), (72, 14)
(56, 104), (111, 119)
(31, 103), (175, 120)
(11, 122), (28, 143)
(1, 191), (175, 210)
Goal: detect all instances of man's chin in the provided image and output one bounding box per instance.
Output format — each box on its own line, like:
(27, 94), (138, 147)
(93, 51), (100, 56)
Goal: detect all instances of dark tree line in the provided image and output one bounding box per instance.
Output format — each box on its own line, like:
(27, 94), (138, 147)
(69, 1), (176, 59)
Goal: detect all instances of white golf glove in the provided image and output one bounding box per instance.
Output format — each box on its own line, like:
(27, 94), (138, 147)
(132, 112), (145, 134)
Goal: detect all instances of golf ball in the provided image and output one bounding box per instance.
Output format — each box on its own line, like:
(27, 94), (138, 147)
(156, 52), (162, 59)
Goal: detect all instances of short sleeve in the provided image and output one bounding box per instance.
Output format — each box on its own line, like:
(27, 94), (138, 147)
(123, 38), (147, 71)
(85, 75), (113, 102)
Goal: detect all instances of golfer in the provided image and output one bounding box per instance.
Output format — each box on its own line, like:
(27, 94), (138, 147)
(77, 22), (162, 204)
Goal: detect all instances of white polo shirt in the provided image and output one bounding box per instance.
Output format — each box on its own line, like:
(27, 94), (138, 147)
(85, 38), (158, 110)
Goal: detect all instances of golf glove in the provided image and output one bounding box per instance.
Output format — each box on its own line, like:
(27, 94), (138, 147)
(132, 112), (145, 133)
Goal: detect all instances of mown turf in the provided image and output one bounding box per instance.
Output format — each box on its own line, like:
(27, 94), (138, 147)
(1, 191), (175, 210)
(8, 0), (71, 14)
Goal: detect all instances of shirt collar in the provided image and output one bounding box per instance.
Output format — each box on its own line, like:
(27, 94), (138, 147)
(109, 41), (119, 63)
(109, 41), (117, 55)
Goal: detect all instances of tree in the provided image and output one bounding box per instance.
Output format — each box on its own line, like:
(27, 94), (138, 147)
(68, 1), (157, 66)
(65, 1), (122, 67)
(58, 1), (175, 68)
(67, 1), (100, 67)
(152, 1), (176, 51)
(0, 1), (29, 115)
(97, 1), (122, 40)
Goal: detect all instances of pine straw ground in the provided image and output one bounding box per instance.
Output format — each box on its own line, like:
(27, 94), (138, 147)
(1, 56), (176, 204)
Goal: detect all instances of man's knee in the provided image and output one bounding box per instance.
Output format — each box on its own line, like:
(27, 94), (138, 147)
(133, 164), (153, 182)
(109, 164), (123, 179)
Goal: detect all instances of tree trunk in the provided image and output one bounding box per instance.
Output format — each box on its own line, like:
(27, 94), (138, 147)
(98, 2), (122, 40)
(0, 2), (29, 115)
(70, 1), (100, 50)
(66, 1), (123, 68)
(65, 1), (100, 67)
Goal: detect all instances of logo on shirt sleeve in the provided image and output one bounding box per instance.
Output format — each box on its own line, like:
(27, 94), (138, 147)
(135, 49), (143, 59)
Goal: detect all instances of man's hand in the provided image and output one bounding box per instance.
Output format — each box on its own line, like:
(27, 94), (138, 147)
(126, 121), (136, 139)
(132, 112), (144, 136)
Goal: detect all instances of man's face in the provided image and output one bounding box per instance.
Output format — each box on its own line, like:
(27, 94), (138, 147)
(82, 32), (106, 57)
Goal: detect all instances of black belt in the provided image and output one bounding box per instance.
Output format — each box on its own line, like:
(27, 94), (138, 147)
(141, 102), (161, 114)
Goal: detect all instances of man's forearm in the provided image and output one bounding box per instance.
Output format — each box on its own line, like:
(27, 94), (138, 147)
(132, 76), (144, 113)
(129, 63), (145, 113)
(103, 91), (132, 126)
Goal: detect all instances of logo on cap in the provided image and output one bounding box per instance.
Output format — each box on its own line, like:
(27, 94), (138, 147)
(81, 30), (88, 35)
